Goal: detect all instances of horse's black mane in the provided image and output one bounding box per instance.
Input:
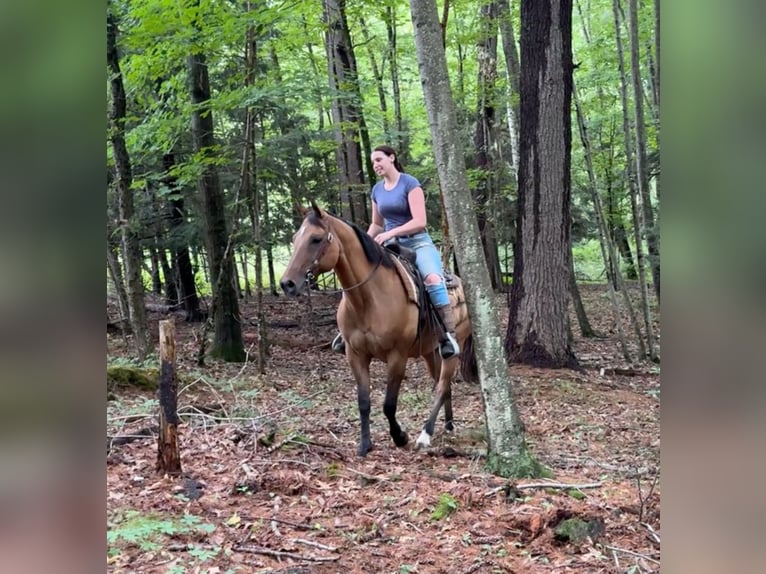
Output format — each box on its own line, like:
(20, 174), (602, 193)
(307, 209), (394, 269)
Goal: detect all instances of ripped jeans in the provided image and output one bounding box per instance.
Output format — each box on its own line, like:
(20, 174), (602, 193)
(398, 232), (450, 307)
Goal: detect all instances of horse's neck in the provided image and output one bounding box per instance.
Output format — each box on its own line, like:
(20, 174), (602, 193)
(331, 221), (382, 305)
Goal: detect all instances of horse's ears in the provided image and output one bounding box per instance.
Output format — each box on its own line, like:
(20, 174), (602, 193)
(310, 200), (323, 219)
(294, 202), (309, 217)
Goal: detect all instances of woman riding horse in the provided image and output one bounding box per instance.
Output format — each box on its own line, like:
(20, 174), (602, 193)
(331, 145), (460, 360)
(279, 201), (474, 457)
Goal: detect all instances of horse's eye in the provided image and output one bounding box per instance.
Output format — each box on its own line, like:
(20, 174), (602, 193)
(310, 236), (323, 245)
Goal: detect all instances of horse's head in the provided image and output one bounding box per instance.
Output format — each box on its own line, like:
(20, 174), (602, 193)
(279, 201), (340, 296)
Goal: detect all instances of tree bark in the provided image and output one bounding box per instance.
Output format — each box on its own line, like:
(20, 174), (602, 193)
(506, 0), (577, 368)
(409, 0), (541, 478)
(107, 9), (150, 360)
(187, 9), (245, 362)
(156, 320), (182, 476)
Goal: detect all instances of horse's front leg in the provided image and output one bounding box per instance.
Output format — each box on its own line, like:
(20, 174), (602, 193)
(348, 353), (374, 457)
(383, 356), (409, 448)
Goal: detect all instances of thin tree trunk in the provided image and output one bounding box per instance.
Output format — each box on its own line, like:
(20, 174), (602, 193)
(627, 0), (660, 302)
(385, 6), (407, 162)
(473, 0), (503, 292)
(359, 18), (391, 142)
(613, 0), (657, 361)
(156, 320), (182, 476)
(107, 9), (150, 359)
(574, 82), (641, 362)
(245, 13), (269, 373)
(568, 252), (596, 338)
(497, 0), (521, 173)
(410, 0), (540, 479)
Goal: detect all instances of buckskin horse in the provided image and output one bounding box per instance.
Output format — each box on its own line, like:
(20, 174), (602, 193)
(279, 202), (476, 456)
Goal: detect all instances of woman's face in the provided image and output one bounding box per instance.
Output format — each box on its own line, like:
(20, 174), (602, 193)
(371, 151), (395, 176)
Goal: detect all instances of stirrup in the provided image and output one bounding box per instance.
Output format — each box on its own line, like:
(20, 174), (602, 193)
(331, 333), (346, 354)
(439, 332), (460, 359)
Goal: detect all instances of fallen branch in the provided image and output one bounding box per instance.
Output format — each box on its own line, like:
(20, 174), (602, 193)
(233, 544), (339, 562)
(484, 481), (602, 497)
(291, 538), (338, 552)
(603, 545), (660, 565)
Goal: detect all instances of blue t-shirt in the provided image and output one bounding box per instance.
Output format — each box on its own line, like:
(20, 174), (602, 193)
(371, 173), (421, 231)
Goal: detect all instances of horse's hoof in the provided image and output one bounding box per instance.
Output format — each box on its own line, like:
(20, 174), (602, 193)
(357, 443), (373, 457)
(393, 432), (409, 448)
(415, 429), (432, 449)
(445, 420), (455, 433)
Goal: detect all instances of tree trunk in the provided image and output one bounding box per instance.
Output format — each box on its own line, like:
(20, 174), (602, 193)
(473, 0), (504, 292)
(156, 320), (182, 476)
(568, 252), (596, 338)
(323, 0), (369, 224)
(187, 10), (245, 362)
(385, 6), (407, 162)
(410, 0), (542, 479)
(506, 0), (577, 368)
(162, 153), (203, 322)
(107, 10), (150, 360)
(497, 0), (521, 173)
(246, 15), (269, 373)
(627, 0), (660, 302)
(613, 0), (657, 361)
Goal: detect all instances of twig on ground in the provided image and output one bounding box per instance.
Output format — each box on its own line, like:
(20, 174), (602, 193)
(291, 538), (338, 552)
(483, 481), (602, 497)
(641, 522), (661, 545)
(603, 545), (660, 565)
(234, 544), (339, 562)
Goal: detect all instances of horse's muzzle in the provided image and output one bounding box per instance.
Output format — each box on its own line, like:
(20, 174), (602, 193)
(279, 277), (304, 296)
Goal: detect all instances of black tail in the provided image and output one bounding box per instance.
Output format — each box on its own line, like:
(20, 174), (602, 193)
(459, 334), (478, 383)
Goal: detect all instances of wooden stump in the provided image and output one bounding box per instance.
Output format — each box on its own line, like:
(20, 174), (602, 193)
(156, 319), (182, 476)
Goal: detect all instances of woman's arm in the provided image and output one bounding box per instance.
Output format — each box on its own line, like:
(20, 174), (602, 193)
(367, 200), (385, 237)
(373, 186), (427, 244)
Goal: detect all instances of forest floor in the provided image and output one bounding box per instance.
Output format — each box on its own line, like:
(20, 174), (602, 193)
(107, 284), (660, 574)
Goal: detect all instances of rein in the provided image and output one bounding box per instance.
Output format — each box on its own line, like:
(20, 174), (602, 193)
(305, 220), (384, 294)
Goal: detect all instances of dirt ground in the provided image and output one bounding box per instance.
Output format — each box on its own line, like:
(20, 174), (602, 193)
(107, 284), (660, 573)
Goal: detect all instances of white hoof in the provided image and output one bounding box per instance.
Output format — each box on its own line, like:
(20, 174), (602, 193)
(415, 429), (432, 449)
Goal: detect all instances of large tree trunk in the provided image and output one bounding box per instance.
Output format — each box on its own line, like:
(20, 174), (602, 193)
(506, 0), (577, 368)
(410, 0), (541, 479)
(107, 10), (150, 360)
(323, 0), (369, 224)
(187, 18), (245, 362)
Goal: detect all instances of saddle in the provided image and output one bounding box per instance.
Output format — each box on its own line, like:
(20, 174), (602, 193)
(383, 240), (457, 338)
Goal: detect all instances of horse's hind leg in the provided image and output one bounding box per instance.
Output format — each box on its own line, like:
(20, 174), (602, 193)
(416, 354), (456, 448)
(383, 357), (409, 448)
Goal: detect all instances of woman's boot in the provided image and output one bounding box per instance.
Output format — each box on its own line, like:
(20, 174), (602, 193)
(331, 332), (346, 354)
(435, 304), (459, 359)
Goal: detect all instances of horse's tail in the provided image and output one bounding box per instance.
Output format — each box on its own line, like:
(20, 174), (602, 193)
(459, 334), (478, 383)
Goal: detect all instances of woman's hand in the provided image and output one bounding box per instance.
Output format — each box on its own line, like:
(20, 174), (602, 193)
(373, 231), (394, 245)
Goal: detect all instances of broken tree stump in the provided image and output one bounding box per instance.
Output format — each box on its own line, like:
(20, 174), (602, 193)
(156, 319), (182, 476)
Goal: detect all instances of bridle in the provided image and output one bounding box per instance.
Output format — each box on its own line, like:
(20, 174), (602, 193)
(304, 220), (384, 294)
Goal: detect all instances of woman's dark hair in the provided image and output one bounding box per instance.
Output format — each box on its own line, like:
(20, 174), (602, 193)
(373, 145), (403, 172)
